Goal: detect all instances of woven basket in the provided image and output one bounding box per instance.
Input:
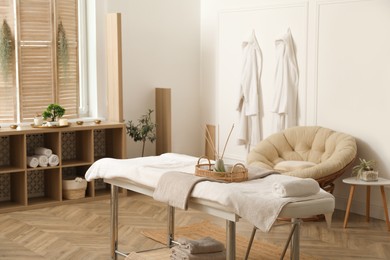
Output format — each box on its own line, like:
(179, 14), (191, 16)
(62, 179), (87, 200)
(195, 157), (248, 182)
(63, 189), (86, 200)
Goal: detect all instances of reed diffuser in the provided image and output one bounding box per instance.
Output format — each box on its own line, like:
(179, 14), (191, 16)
(204, 124), (234, 172)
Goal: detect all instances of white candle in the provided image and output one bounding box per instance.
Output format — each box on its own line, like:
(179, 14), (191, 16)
(59, 118), (68, 126)
(34, 117), (43, 126)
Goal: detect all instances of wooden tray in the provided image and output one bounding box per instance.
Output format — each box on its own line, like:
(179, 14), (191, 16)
(31, 123), (71, 128)
(195, 156), (248, 182)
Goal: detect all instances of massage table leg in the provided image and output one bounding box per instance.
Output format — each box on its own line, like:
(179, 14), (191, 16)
(226, 220), (236, 260)
(290, 218), (300, 260)
(244, 227), (257, 260)
(110, 185), (119, 260)
(167, 205), (175, 247)
(245, 219), (302, 260)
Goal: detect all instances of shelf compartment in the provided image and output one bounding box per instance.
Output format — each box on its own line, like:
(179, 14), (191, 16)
(61, 130), (93, 166)
(0, 172), (27, 209)
(27, 169), (61, 205)
(26, 132), (60, 156)
(94, 127), (125, 160)
(0, 135), (26, 173)
(0, 123), (126, 213)
(62, 166), (92, 200)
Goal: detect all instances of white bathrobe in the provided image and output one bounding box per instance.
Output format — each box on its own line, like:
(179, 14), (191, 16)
(271, 28), (299, 132)
(236, 31), (262, 149)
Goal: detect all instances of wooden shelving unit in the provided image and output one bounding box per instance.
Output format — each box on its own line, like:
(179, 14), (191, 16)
(0, 121), (126, 213)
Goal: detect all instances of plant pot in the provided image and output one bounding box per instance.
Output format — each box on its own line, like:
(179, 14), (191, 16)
(360, 170), (378, 182)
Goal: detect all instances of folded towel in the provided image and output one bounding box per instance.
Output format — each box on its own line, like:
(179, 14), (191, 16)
(177, 237), (225, 254)
(32, 155), (48, 167)
(27, 156), (39, 168)
(34, 147), (52, 157)
(153, 171), (210, 210)
(48, 154), (59, 166)
(170, 247), (226, 260)
(272, 178), (320, 197)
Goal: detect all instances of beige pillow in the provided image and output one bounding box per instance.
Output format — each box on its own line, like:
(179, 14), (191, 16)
(274, 160), (317, 172)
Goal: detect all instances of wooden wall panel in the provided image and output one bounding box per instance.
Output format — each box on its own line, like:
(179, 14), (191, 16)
(106, 13), (123, 122)
(155, 88), (171, 155)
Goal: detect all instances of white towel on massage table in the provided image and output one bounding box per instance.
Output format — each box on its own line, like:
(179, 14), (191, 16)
(85, 153), (334, 232)
(272, 178), (320, 198)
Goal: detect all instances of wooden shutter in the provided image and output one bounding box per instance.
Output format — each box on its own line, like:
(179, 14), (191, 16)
(17, 0), (79, 122)
(0, 0), (16, 122)
(56, 0), (79, 118)
(18, 0), (54, 121)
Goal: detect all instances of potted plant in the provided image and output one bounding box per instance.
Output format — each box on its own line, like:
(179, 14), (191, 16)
(42, 104), (66, 123)
(352, 158), (378, 181)
(126, 109), (157, 157)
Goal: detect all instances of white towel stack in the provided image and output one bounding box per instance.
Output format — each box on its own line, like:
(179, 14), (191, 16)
(26, 147), (59, 168)
(48, 154), (59, 166)
(34, 147), (52, 157)
(27, 156), (39, 168)
(32, 155), (49, 167)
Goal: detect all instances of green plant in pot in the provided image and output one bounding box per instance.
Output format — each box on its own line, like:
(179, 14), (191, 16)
(42, 104), (66, 123)
(126, 109), (157, 157)
(352, 158), (378, 181)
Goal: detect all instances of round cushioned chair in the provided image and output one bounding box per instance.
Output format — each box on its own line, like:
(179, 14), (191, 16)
(247, 126), (357, 193)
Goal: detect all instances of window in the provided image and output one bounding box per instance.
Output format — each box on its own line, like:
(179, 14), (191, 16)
(0, 0), (79, 123)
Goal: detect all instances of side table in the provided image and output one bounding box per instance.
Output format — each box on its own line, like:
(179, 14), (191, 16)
(343, 177), (390, 231)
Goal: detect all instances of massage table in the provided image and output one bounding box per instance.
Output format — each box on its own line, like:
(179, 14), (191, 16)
(85, 153), (335, 260)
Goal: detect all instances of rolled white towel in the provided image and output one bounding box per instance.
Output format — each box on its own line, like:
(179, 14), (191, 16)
(27, 156), (39, 168)
(34, 147), (52, 157)
(48, 154), (59, 166)
(32, 155), (49, 167)
(273, 178), (320, 198)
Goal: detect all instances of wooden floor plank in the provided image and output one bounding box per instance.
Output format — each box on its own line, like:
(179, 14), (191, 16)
(1, 192), (390, 259)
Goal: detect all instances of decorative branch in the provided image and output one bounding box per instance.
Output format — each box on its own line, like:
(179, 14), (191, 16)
(0, 19), (14, 81)
(221, 124), (234, 160)
(204, 125), (217, 158)
(57, 21), (69, 79)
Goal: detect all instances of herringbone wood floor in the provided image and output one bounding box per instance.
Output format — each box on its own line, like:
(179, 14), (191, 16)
(1, 192), (390, 260)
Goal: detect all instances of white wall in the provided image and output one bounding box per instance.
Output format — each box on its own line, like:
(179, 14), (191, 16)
(200, 0), (390, 219)
(98, 0), (201, 158)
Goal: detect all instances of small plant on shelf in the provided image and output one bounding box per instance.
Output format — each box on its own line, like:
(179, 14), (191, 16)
(42, 104), (66, 122)
(126, 109), (157, 157)
(352, 158), (378, 181)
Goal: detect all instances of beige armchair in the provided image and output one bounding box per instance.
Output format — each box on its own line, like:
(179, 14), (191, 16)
(247, 126), (357, 193)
